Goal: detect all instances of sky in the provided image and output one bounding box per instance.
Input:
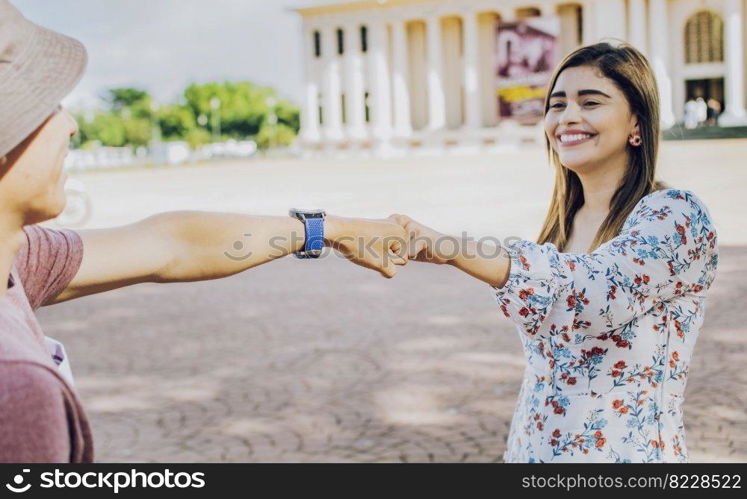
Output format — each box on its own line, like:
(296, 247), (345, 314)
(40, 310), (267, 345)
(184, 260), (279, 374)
(15, 0), (314, 108)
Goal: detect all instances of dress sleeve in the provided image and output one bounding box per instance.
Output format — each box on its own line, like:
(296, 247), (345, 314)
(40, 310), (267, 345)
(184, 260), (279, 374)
(493, 189), (719, 340)
(15, 225), (85, 310)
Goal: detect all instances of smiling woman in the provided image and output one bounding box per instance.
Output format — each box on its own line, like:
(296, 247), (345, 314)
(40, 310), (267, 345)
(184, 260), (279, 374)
(390, 41), (719, 463)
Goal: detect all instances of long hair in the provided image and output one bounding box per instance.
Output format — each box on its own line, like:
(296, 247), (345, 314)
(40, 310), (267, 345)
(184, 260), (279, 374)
(536, 41), (668, 253)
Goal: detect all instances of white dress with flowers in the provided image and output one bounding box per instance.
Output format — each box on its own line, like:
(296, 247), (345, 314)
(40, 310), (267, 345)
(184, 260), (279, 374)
(493, 189), (719, 462)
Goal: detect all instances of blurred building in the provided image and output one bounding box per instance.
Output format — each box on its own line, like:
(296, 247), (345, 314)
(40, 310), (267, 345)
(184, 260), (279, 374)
(296, 0), (747, 155)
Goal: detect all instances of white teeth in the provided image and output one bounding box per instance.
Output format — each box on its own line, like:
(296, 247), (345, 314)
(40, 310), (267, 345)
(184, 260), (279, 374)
(559, 133), (592, 143)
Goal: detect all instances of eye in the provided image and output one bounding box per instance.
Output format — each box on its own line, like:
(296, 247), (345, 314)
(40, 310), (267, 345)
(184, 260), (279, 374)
(549, 102), (566, 109)
(583, 101), (600, 107)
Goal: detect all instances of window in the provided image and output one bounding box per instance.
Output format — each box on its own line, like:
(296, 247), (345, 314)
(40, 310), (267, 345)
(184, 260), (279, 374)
(360, 25), (368, 53)
(313, 30), (321, 58)
(318, 93), (324, 125)
(337, 28), (344, 55)
(685, 11), (723, 63)
(364, 91), (370, 123)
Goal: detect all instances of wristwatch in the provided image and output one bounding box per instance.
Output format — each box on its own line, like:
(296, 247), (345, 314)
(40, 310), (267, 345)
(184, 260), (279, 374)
(289, 208), (326, 258)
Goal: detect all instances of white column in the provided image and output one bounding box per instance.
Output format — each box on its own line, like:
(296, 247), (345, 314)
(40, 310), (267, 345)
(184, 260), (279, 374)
(594, 0), (626, 40)
(321, 26), (343, 141)
(581, 0), (595, 45)
(300, 27), (320, 142)
(462, 11), (481, 128)
(648, 0), (675, 128)
(391, 20), (412, 137)
(627, 0), (647, 54)
(369, 20), (393, 140)
(343, 23), (366, 139)
(721, 0), (747, 124)
(426, 15), (446, 130)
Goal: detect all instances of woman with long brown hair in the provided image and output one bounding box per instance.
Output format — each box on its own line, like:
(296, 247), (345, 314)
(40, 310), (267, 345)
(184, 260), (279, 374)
(392, 41), (719, 462)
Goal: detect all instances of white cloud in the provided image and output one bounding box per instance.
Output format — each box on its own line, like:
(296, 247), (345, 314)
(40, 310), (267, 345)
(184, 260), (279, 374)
(14, 0), (306, 108)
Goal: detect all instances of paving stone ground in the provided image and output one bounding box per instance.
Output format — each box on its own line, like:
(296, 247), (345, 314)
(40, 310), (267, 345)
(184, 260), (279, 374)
(36, 140), (747, 462)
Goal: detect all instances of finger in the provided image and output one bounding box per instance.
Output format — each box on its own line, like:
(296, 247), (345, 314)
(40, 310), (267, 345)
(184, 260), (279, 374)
(409, 238), (427, 259)
(389, 239), (408, 264)
(388, 213), (409, 226)
(379, 260), (396, 279)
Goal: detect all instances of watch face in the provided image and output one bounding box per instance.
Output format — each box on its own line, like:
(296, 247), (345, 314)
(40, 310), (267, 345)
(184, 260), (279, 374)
(289, 208), (326, 218)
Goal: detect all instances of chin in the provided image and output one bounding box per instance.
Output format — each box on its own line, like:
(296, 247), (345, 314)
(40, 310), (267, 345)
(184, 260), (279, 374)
(558, 156), (595, 175)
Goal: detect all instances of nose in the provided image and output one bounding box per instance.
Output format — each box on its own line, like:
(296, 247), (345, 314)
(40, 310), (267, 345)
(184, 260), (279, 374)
(558, 101), (582, 126)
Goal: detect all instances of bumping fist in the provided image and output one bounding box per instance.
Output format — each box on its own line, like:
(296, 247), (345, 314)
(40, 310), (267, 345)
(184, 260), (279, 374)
(387, 214), (458, 265)
(325, 216), (409, 278)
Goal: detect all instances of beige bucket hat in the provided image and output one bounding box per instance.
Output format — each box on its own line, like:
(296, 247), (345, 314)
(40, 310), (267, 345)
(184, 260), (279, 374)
(0, 0), (87, 158)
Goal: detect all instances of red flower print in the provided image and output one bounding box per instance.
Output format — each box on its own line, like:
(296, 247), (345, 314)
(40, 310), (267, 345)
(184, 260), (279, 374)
(562, 333), (571, 343)
(537, 422), (543, 431)
(553, 406), (565, 415)
(611, 370), (621, 378)
(518, 290), (528, 300)
(518, 307), (530, 317)
(595, 438), (606, 448)
(676, 224), (685, 235)
(612, 399), (623, 409)
(642, 274), (650, 284)
(620, 406), (629, 414)
(591, 347), (604, 356)
(552, 429), (561, 438)
(550, 439), (558, 447)
(594, 431), (603, 438)
(566, 295), (576, 308)
(519, 255), (530, 271)
(634, 276), (642, 285)
(614, 361), (626, 369)
(568, 261), (576, 271)
(616, 340), (629, 348)
(567, 377), (577, 385)
(611, 334), (621, 342)
(672, 351), (679, 361)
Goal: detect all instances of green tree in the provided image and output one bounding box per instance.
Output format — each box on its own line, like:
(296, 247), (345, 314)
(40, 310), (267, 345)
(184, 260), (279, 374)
(158, 104), (196, 141)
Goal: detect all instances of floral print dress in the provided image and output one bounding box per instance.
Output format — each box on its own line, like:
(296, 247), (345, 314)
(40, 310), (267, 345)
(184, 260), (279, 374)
(493, 189), (718, 463)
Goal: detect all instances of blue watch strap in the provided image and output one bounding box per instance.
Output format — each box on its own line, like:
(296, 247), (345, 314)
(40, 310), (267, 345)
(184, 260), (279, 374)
(303, 217), (325, 253)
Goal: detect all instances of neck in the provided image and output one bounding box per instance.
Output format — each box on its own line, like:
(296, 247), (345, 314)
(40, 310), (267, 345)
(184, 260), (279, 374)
(0, 211), (27, 299)
(576, 153), (628, 215)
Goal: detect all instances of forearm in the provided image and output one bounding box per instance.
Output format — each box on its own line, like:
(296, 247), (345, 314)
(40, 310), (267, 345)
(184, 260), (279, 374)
(447, 238), (511, 288)
(153, 211), (347, 282)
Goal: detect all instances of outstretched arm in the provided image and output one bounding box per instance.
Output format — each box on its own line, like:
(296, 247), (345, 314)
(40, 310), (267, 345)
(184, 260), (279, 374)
(49, 212), (407, 304)
(389, 214), (511, 287)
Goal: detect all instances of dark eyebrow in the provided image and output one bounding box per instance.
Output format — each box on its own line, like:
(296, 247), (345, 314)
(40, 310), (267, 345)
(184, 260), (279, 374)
(549, 89), (612, 99)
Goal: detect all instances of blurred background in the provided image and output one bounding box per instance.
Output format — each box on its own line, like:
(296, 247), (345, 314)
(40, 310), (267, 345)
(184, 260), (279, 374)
(14, 0), (747, 462)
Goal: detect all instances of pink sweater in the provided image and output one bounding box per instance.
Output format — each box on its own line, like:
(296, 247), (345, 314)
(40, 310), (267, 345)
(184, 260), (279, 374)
(0, 224), (93, 462)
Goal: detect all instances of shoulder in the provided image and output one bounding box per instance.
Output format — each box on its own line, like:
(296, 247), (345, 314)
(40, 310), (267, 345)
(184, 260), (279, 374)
(630, 188), (714, 227)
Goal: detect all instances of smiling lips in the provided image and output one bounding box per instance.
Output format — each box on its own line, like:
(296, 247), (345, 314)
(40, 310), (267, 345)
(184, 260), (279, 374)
(557, 132), (597, 146)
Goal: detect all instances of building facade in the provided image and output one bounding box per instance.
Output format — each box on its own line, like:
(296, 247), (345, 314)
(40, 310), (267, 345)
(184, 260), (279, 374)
(296, 0), (747, 154)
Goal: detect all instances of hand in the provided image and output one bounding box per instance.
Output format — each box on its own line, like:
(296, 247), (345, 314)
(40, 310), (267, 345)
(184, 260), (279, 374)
(388, 214), (458, 265)
(325, 215), (408, 278)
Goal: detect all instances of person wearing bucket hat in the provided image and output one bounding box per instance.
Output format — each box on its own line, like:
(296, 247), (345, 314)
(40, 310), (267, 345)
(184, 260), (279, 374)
(0, 0), (408, 463)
